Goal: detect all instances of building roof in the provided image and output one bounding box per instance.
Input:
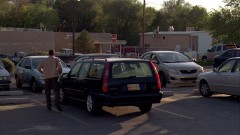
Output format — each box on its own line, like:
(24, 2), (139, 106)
(144, 31), (210, 36)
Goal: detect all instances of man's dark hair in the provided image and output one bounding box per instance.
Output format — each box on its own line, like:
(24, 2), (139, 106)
(49, 50), (55, 56)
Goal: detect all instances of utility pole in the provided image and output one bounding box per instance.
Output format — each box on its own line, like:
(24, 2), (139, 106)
(142, 0), (146, 54)
(72, 0), (75, 55)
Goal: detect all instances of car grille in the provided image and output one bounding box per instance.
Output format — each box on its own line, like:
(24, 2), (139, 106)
(180, 69), (197, 74)
(180, 77), (197, 81)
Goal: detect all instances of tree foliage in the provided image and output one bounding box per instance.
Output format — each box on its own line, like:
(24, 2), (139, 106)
(209, 8), (240, 44)
(75, 29), (95, 53)
(4, 0), (240, 46)
(0, 1), (59, 30)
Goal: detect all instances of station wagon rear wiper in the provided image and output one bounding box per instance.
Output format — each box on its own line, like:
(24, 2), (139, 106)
(126, 75), (137, 78)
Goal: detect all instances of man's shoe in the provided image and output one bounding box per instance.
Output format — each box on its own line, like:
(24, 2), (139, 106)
(55, 105), (62, 111)
(47, 106), (52, 111)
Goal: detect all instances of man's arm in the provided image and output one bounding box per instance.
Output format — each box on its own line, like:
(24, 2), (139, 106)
(56, 60), (62, 74)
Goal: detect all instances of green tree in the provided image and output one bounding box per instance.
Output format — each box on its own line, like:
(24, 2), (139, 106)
(100, 0), (142, 45)
(151, 0), (208, 31)
(75, 29), (95, 53)
(209, 8), (240, 44)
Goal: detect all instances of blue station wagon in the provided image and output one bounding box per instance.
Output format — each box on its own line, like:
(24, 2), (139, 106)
(59, 58), (163, 115)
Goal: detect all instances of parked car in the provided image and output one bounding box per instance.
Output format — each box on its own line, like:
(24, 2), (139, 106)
(12, 52), (27, 65)
(59, 58), (162, 115)
(0, 60), (11, 91)
(56, 55), (79, 67)
(15, 56), (70, 93)
(70, 53), (119, 68)
(201, 44), (237, 62)
(213, 48), (240, 68)
(197, 57), (240, 97)
(141, 51), (204, 87)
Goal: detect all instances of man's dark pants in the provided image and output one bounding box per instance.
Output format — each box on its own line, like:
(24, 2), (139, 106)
(44, 77), (60, 108)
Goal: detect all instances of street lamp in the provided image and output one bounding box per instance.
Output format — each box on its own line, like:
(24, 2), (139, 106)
(72, 0), (80, 55)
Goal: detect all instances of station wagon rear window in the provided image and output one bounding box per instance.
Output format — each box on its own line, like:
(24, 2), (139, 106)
(111, 62), (153, 79)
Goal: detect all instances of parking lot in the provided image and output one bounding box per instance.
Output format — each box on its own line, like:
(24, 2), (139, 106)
(0, 68), (240, 135)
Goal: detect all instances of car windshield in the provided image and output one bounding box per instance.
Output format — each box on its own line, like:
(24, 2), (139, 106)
(32, 58), (67, 69)
(111, 62), (153, 79)
(158, 53), (191, 63)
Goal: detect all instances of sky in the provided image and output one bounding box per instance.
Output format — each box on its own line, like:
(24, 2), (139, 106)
(144, 0), (226, 11)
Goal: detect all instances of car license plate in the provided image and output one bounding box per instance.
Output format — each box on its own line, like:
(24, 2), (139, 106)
(127, 84), (140, 91)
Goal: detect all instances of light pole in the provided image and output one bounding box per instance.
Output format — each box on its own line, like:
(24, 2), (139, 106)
(72, 0), (80, 55)
(142, 0), (145, 54)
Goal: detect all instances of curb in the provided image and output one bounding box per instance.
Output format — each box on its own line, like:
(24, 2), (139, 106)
(0, 90), (29, 105)
(0, 97), (29, 105)
(162, 91), (174, 98)
(0, 90), (23, 96)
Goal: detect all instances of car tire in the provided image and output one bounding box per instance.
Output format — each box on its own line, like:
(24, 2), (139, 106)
(159, 72), (167, 87)
(138, 104), (152, 113)
(86, 93), (101, 115)
(16, 76), (22, 88)
(60, 87), (69, 104)
(199, 80), (212, 97)
(31, 80), (42, 93)
(5, 85), (10, 91)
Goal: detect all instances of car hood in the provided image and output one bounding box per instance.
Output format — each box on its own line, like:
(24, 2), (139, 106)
(164, 62), (202, 69)
(0, 68), (10, 76)
(33, 67), (70, 77)
(62, 67), (70, 74)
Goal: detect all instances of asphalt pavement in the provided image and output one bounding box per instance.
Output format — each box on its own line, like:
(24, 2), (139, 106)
(0, 66), (212, 105)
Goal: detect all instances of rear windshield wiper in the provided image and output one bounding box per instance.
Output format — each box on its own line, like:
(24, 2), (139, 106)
(126, 75), (137, 78)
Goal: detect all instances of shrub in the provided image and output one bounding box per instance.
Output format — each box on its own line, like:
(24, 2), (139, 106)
(0, 58), (16, 73)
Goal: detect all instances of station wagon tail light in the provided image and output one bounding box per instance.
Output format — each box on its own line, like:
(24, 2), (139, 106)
(102, 63), (110, 93)
(150, 61), (161, 90)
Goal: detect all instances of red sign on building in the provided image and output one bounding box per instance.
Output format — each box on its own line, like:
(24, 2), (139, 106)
(111, 34), (117, 42)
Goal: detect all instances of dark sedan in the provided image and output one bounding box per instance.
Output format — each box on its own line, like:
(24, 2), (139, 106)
(213, 48), (240, 68)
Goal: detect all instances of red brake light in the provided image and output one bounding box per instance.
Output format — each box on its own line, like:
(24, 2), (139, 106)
(150, 61), (161, 90)
(102, 63), (110, 93)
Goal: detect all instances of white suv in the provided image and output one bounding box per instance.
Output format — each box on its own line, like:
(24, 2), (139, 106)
(201, 44), (237, 62)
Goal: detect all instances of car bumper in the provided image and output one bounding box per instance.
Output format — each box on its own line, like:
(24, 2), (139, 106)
(0, 80), (11, 89)
(167, 73), (200, 84)
(93, 92), (163, 106)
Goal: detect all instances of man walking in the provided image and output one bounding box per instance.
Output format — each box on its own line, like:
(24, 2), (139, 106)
(38, 50), (63, 111)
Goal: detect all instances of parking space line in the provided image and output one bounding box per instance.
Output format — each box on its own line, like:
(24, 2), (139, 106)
(153, 108), (194, 120)
(31, 99), (92, 127)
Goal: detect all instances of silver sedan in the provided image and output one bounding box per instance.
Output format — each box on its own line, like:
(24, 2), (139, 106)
(197, 57), (240, 97)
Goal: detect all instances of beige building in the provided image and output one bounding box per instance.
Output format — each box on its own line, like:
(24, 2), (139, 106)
(140, 31), (212, 59)
(0, 28), (125, 56)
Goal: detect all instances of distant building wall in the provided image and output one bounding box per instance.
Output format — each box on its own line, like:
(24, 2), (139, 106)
(143, 34), (191, 53)
(0, 31), (55, 55)
(0, 30), (115, 56)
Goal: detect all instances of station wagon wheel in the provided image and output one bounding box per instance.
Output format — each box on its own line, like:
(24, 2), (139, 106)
(199, 80), (212, 97)
(86, 93), (101, 115)
(138, 104), (152, 113)
(60, 87), (69, 104)
(5, 85), (10, 91)
(16, 76), (22, 88)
